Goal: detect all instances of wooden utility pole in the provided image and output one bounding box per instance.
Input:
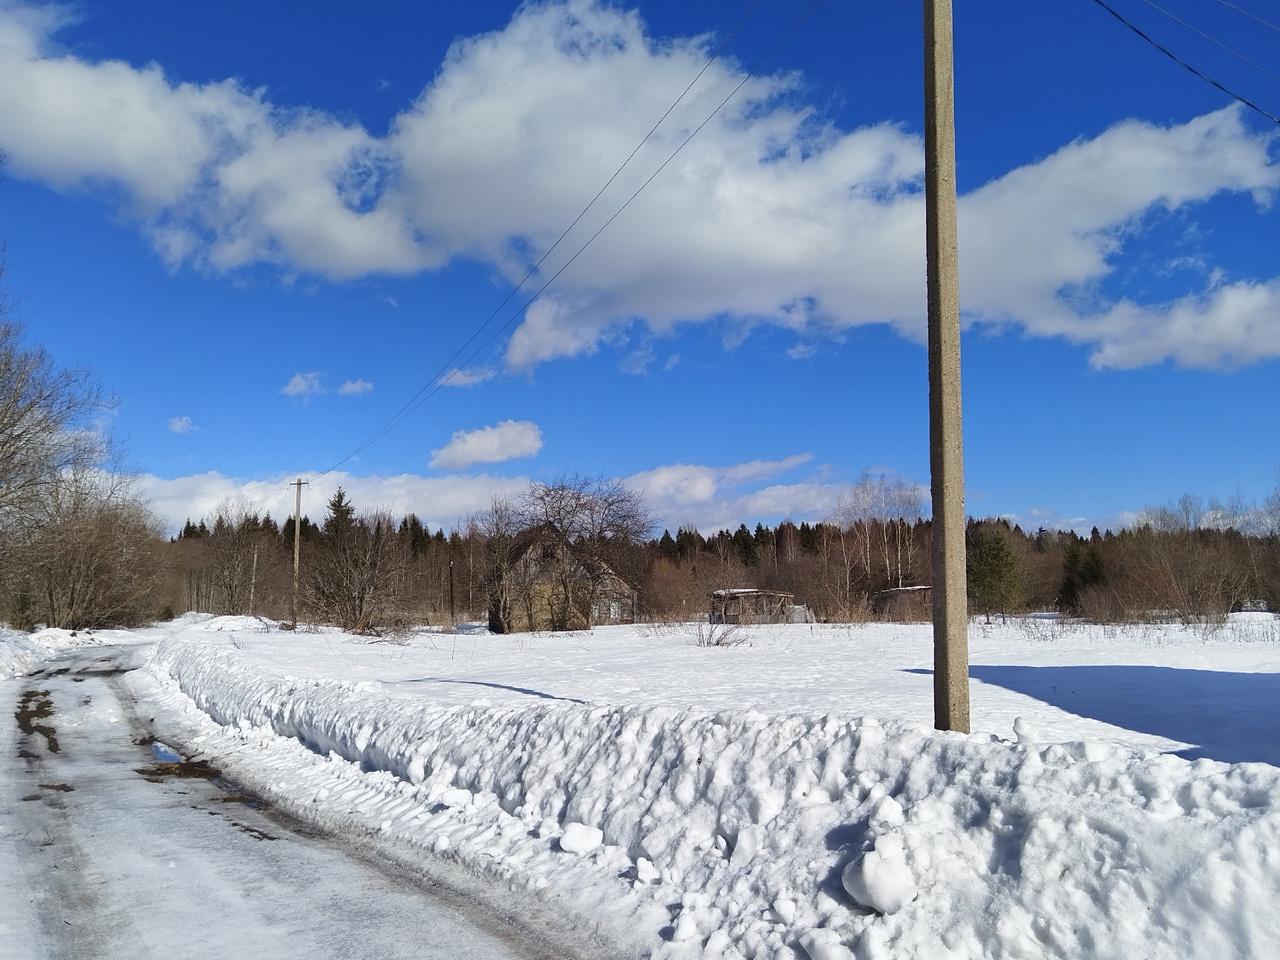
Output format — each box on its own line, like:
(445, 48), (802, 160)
(924, 0), (970, 732)
(290, 478), (308, 630)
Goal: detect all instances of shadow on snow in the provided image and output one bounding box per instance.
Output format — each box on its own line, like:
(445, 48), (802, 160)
(395, 677), (586, 704)
(907, 664), (1280, 765)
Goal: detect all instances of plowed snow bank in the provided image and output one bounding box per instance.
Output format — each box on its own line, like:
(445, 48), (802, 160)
(148, 631), (1280, 959)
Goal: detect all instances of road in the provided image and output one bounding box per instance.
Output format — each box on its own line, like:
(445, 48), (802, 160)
(0, 645), (577, 960)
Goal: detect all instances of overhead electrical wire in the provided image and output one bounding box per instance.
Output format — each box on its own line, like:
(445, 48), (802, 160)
(315, 1), (773, 478)
(1210, 0), (1280, 37)
(1088, 0), (1280, 125)
(318, 0), (824, 480)
(1138, 0), (1280, 84)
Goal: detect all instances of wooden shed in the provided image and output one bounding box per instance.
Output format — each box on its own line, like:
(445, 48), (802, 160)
(871, 585), (932, 621)
(709, 588), (812, 625)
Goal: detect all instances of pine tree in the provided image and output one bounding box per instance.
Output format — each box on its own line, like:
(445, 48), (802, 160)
(967, 523), (1023, 620)
(732, 524), (758, 566)
(657, 530), (677, 560)
(322, 488), (356, 539)
(1059, 538), (1106, 613)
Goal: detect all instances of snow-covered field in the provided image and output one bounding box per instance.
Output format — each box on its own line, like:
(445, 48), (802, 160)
(10, 613), (1280, 957)
(111, 613), (1280, 959)
(164, 613), (1280, 762)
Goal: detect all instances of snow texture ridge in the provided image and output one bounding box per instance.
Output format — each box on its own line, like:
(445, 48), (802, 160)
(144, 629), (1280, 959)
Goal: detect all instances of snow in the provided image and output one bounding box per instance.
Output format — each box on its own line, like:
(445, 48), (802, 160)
(560, 822), (604, 855)
(118, 613), (1280, 959)
(1, 644), (544, 960)
(1, 626), (114, 678)
(0, 612), (218, 679)
(152, 615), (1280, 762)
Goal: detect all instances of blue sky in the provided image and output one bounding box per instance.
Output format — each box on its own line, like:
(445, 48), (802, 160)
(0, 0), (1276, 531)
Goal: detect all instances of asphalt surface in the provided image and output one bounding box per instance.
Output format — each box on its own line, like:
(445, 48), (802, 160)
(0, 645), (567, 960)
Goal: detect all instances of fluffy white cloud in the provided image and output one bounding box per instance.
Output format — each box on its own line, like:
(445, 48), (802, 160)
(440, 366), (497, 388)
(1085, 278), (1280, 369)
(134, 470), (531, 532)
(338, 378), (374, 396)
(167, 415), (195, 434)
(134, 460), (1130, 537)
(429, 419), (543, 470)
(624, 454), (833, 531)
(1, 2), (1276, 368)
(132, 453), (837, 535)
(280, 371), (324, 398)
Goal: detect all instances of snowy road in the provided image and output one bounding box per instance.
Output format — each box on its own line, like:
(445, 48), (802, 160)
(0, 645), (567, 960)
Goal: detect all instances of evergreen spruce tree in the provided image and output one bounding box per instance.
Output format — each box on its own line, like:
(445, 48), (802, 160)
(658, 530), (678, 560)
(1059, 538), (1107, 613)
(322, 488), (356, 539)
(966, 523), (1023, 621)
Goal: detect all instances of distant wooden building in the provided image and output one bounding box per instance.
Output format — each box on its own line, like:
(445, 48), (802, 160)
(871, 585), (932, 621)
(709, 588), (813, 625)
(488, 524), (637, 633)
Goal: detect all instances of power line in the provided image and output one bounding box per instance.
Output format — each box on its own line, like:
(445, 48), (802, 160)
(1211, 0), (1280, 37)
(1138, 0), (1280, 84)
(316, 1), (769, 477)
(322, 0), (824, 475)
(1087, 0), (1280, 125)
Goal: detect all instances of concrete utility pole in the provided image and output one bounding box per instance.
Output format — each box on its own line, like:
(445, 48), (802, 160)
(448, 559), (456, 624)
(289, 478), (308, 630)
(924, 0), (971, 732)
(248, 545), (258, 617)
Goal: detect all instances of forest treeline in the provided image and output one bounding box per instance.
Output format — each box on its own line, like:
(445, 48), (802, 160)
(2, 316), (1279, 633)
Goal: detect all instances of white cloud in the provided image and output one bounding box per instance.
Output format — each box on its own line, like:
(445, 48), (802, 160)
(787, 343), (815, 360)
(133, 470), (531, 532)
(131, 454), (838, 535)
(440, 366), (496, 388)
(281, 371), (324, 398)
(1085, 278), (1280, 370)
(167, 415), (195, 434)
(429, 419), (543, 470)
(625, 454), (825, 530)
(0, 2), (1276, 368)
(338, 378), (374, 396)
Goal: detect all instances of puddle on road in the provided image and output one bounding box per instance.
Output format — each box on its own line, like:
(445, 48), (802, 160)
(134, 740), (280, 841)
(15, 689), (59, 754)
(135, 740), (220, 783)
(134, 739), (272, 813)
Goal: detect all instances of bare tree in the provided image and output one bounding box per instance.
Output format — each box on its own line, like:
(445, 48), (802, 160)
(14, 470), (161, 629)
(473, 495), (534, 632)
(205, 499), (263, 614)
(524, 474), (651, 628)
(0, 321), (108, 537)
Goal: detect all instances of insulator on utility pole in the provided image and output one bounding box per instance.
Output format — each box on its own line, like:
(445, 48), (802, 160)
(923, 0), (971, 732)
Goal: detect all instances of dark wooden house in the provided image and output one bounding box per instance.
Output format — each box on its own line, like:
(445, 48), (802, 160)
(488, 524), (637, 633)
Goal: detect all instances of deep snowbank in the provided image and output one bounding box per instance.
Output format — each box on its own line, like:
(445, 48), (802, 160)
(147, 632), (1280, 959)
